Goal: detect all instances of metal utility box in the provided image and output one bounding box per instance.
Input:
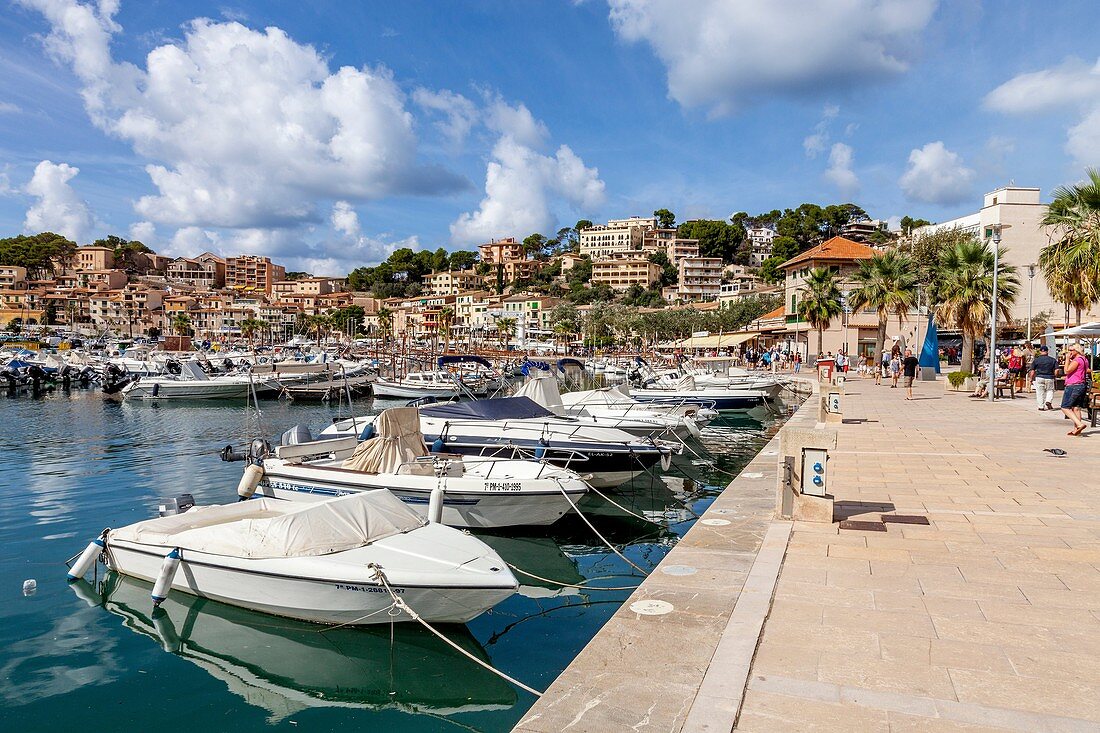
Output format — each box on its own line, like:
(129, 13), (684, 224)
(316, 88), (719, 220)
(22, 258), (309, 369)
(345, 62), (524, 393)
(826, 390), (842, 413)
(801, 447), (828, 497)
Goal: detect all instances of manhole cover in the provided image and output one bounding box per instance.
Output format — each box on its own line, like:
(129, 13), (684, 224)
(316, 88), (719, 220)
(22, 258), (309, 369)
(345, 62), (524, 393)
(660, 565), (697, 576)
(742, 472), (764, 479)
(700, 518), (730, 526)
(630, 600), (674, 616)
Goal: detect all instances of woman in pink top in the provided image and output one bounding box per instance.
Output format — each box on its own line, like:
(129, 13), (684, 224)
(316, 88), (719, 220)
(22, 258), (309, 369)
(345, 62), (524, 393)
(1061, 342), (1090, 436)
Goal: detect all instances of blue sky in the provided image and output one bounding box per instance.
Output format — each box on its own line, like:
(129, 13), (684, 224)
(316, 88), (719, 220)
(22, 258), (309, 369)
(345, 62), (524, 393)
(1, 0), (1098, 274)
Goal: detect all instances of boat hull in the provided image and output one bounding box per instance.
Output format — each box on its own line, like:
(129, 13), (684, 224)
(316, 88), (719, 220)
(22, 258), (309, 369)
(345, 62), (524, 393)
(105, 539), (514, 625)
(122, 379), (271, 400)
(372, 382), (461, 399)
(631, 389), (766, 412)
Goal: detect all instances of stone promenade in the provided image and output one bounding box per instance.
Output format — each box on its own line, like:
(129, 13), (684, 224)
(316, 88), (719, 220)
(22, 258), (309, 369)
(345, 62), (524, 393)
(738, 377), (1100, 732)
(515, 375), (1100, 732)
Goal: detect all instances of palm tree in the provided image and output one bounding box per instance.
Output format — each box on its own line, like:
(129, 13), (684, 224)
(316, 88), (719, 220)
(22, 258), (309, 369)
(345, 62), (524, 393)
(1040, 168), (1100, 325)
(304, 314), (330, 346)
(798, 267), (843, 361)
(848, 250), (918, 360)
(496, 316), (517, 349)
(171, 313), (192, 337)
(437, 306), (455, 353)
(934, 237), (1019, 372)
(376, 307), (393, 343)
(239, 317), (266, 349)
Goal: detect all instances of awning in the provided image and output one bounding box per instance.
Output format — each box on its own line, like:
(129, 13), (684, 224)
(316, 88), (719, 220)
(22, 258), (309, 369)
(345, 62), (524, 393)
(659, 332), (758, 349)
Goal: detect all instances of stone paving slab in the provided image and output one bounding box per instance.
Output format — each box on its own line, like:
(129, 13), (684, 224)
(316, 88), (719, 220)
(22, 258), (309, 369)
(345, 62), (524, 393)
(737, 375), (1100, 731)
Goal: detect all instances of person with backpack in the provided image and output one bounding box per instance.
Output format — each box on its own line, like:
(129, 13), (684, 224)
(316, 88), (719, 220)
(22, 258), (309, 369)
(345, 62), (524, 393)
(1061, 342), (1091, 436)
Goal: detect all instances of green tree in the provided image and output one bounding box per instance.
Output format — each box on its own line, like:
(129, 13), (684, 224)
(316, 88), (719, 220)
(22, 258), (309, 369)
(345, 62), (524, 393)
(239, 317), (266, 348)
(328, 305), (366, 335)
(848, 251), (918, 359)
(0, 232), (77, 279)
(676, 219), (745, 262)
(304, 314), (331, 346)
(798, 267), (843, 360)
(448, 250), (478, 271)
(171, 313), (192, 337)
(94, 235), (154, 272)
(647, 250), (677, 286)
(759, 256), (786, 284)
(654, 208), (676, 229)
(285, 271), (311, 280)
(495, 316), (517, 348)
(1039, 167), (1100, 325)
(523, 233), (548, 260)
(899, 216), (932, 235)
(934, 237), (1020, 372)
(376, 306), (393, 342)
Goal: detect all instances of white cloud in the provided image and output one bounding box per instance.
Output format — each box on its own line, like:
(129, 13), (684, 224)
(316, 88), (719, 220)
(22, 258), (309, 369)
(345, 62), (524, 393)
(985, 57), (1100, 167)
(0, 101), (21, 114)
(19, 0), (465, 230)
(412, 88), (479, 149)
(607, 0), (937, 115)
(450, 101), (605, 245)
(824, 143), (859, 197)
(330, 200), (361, 239)
(23, 160), (96, 242)
(803, 104), (839, 159)
(898, 141), (976, 206)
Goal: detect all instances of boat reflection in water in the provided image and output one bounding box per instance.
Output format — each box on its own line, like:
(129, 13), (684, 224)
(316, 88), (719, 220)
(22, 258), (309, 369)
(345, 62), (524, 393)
(74, 574), (517, 722)
(477, 534), (585, 599)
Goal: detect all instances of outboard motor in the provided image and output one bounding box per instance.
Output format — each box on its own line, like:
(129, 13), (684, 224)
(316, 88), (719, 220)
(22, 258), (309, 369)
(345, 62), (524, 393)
(165, 359), (182, 375)
(280, 425), (314, 446)
(158, 493), (195, 517)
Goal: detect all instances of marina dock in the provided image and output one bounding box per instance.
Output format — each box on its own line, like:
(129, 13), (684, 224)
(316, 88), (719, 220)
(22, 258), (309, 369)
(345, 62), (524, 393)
(515, 376), (1100, 732)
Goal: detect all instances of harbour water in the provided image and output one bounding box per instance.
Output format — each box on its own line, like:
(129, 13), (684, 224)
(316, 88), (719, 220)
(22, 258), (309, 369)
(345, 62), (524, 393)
(0, 389), (780, 732)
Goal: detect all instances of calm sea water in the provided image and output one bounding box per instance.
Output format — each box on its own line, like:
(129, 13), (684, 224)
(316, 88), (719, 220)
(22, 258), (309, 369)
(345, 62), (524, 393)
(0, 388), (780, 732)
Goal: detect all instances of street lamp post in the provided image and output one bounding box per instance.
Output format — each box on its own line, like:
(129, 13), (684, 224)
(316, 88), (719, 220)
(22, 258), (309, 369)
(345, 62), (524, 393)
(987, 224), (1010, 402)
(1026, 264), (1036, 344)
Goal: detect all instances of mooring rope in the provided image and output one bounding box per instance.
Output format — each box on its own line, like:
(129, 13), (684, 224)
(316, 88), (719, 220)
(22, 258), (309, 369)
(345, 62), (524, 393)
(369, 565), (544, 697)
(506, 563), (641, 591)
(556, 480), (649, 576)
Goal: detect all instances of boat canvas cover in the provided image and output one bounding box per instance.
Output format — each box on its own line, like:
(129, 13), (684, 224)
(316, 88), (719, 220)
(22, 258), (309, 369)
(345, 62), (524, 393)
(512, 374), (565, 415)
(181, 360), (211, 381)
(342, 408), (427, 474)
(437, 354), (493, 369)
(674, 374), (696, 391)
(111, 491), (425, 558)
(418, 396), (555, 421)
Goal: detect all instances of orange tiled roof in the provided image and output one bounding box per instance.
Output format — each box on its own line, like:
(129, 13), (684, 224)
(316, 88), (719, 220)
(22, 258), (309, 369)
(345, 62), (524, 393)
(780, 236), (875, 270)
(759, 305), (786, 320)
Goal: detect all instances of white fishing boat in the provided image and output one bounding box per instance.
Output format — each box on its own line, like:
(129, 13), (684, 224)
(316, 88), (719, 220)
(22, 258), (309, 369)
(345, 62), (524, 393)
(372, 371), (464, 399)
(121, 360), (275, 400)
(630, 374), (772, 412)
(68, 490), (517, 625)
(249, 408), (588, 528)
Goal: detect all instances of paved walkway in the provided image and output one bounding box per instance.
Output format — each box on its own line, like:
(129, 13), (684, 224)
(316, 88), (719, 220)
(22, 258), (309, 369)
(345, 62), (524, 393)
(739, 377), (1100, 732)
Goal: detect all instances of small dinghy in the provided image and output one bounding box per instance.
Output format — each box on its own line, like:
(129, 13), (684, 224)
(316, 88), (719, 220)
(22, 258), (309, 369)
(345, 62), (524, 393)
(66, 490), (517, 625)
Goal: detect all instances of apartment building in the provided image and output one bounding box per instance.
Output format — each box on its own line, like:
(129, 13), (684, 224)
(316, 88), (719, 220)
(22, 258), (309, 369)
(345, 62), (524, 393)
(272, 276), (346, 298)
(839, 219), (888, 242)
(591, 258), (662, 291)
(166, 252), (226, 289)
(747, 226), (777, 266)
(0, 265), (27, 289)
(74, 246), (115, 272)
(579, 216), (657, 259)
(423, 269), (482, 296)
(225, 254), (286, 294)
(672, 257), (723, 302)
(478, 238), (525, 265)
(642, 229), (700, 265)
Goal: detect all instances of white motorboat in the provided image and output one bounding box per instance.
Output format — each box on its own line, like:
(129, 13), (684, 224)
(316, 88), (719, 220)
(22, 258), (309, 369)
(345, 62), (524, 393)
(69, 490), (517, 625)
(322, 399), (679, 489)
(373, 371), (464, 399)
(558, 382), (719, 437)
(514, 373), (710, 438)
(249, 408), (589, 528)
(630, 374), (772, 412)
(121, 360), (276, 400)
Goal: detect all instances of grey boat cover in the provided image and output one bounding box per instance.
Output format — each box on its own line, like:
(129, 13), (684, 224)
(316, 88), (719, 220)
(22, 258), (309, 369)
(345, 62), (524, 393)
(111, 490), (425, 558)
(418, 396), (555, 421)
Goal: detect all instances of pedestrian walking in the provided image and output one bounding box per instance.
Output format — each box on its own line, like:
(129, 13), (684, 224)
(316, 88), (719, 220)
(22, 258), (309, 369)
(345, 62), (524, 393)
(889, 352), (901, 388)
(1029, 345), (1057, 411)
(1061, 342), (1091, 436)
(874, 350), (883, 385)
(902, 348), (919, 399)
(793, 351), (802, 373)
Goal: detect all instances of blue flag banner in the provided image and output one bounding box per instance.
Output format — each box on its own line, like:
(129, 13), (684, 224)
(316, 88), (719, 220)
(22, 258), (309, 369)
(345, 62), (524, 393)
(919, 314), (940, 373)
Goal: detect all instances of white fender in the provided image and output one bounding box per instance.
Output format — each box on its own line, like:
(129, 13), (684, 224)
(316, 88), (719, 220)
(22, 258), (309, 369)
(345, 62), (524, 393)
(661, 451), (672, 472)
(67, 538), (105, 581)
(152, 610), (182, 652)
(237, 464), (264, 500)
(682, 416), (703, 439)
(151, 548), (181, 607)
(428, 484), (445, 524)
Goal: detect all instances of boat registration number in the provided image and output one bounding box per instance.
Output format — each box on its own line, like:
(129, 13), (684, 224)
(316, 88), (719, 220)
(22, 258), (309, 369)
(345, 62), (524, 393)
(335, 584), (403, 594)
(485, 482), (522, 491)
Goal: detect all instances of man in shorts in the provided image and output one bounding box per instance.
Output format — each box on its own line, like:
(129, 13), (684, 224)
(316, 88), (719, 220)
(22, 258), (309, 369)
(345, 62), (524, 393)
(902, 348), (919, 400)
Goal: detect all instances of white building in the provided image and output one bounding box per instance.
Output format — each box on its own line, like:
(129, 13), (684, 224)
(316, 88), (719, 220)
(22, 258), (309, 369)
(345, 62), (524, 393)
(747, 226), (776, 266)
(580, 216), (657, 260)
(912, 186), (1097, 327)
